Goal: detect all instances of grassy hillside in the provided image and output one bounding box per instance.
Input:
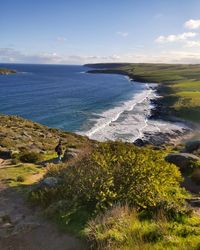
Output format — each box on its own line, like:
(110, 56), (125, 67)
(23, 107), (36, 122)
(0, 114), (91, 154)
(86, 63), (200, 123)
(0, 115), (200, 250)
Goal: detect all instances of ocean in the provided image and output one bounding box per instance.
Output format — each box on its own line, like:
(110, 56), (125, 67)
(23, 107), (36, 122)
(0, 64), (186, 142)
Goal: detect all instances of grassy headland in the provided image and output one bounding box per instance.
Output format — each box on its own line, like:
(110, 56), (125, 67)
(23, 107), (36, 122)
(0, 115), (200, 249)
(0, 68), (17, 75)
(85, 63), (200, 123)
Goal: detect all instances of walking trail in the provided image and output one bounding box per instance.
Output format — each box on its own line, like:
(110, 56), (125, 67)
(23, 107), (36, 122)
(0, 159), (87, 250)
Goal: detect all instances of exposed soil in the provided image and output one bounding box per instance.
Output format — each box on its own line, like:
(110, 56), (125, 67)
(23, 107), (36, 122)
(0, 162), (87, 250)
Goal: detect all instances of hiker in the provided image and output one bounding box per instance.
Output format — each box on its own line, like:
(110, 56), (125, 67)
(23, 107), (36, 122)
(55, 139), (63, 162)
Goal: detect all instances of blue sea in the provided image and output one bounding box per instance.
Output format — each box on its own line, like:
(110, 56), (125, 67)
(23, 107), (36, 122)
(0, 64), (184, 142)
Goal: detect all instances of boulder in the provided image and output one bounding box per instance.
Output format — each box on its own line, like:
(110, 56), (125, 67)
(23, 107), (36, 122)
(63, 151), (78, 161)
(62, 148), (82, 162)
(133, 139), (146, 147)
(165, 153), (200, 171)
(185, 140), (200, 153)
(41, 177), (58, 188)
(0, 150), (11, 159)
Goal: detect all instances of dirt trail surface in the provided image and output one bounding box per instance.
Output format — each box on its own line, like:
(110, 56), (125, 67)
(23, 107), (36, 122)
(0, 172), (87, 250)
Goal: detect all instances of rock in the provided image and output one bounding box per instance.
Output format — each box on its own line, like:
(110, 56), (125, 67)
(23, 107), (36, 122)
(0, 150), (11, 159)
(165, 153), (200, 171)
(63, 151), (78, 161)
(133, 139), (146, 147)
(41, 177), (58, 188)
(30, 177), (59, 192)
(185, 140), (200, 153)
(62, 148), (82, 162)
(187, 198), (200, 207)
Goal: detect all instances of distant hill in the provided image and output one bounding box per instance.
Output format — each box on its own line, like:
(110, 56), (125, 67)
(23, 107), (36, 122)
(0, 68), (17, 75)
(86, 63), (200, 123)
(84, 63), (130, 69)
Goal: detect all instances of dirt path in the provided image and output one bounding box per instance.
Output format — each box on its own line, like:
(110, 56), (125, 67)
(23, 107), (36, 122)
(0, 169), (87, 250)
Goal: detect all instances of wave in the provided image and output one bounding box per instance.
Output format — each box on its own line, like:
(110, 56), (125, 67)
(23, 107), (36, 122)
(79, 85), (155, 141)
(78, 83), (188, 143)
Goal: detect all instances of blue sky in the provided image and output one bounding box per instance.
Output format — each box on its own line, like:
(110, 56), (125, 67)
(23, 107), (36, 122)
(1, 0), (200, 64)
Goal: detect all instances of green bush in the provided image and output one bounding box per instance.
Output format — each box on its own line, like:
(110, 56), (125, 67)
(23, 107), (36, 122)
(30, 142), (188, 215)
(20, 151), (42, 163)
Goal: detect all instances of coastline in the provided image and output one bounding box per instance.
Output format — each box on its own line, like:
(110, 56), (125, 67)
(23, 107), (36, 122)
(0, 68), (17, 75)
(85, 68), (194, 146)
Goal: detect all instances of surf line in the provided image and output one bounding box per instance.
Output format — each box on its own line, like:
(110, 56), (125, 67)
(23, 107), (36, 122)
(85, 84), (154, 138)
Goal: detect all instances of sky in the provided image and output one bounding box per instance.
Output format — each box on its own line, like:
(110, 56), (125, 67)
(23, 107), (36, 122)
(1, 0), (200, 64)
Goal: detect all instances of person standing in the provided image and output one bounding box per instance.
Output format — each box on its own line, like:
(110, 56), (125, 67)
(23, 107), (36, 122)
(55, 139), (63, 162)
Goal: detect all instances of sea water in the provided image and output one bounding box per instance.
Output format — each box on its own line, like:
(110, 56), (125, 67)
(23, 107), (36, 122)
(0, 64), (186, 142)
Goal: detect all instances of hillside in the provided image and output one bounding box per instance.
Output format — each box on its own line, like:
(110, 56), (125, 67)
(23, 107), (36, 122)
(0, 114), (200, 250)
(85, 63), (200, 123)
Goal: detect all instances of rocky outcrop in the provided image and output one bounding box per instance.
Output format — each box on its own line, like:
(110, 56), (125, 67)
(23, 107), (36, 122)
(0, 68), (17, 75)
(165, 153), (200, 171)
(185, 140), (200, 153)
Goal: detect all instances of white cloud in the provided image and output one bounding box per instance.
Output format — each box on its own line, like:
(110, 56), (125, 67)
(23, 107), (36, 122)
(185, 19), (200, 30)
(116, 31), (129, 37)
(155, 32), (197, 43)
(184, 40), (200, 47)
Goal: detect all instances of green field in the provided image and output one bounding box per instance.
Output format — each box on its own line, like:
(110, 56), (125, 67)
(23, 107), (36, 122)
(86, 63), (200, 123)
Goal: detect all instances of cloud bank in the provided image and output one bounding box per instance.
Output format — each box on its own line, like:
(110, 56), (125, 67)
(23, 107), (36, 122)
(155, 32), (196, 43)
(1, 47), (200, 65)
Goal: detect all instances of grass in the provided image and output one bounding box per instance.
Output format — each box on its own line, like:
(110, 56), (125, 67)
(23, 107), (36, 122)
(0, 114), (91, 153)
(87, 63), (200, 123)
(85, 204), (200, 250)
(0, 113), (199, 249)
(0, 163), (45, 187)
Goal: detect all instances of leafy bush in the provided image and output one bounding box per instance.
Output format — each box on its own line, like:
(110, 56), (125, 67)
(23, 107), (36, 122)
(30, 142), (188, 215)
(20, 151), (42, 163)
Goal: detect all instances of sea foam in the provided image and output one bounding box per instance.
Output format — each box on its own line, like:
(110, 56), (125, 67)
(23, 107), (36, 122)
(79, 84), (188, 142)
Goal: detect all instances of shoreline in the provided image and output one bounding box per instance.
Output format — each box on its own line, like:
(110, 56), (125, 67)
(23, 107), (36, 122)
(86, 68), (195, 146)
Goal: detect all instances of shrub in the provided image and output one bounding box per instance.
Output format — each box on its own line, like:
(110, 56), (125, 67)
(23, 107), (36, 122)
(20, 151), (42, 163)
(16, 175), (25, 182)
(30, 142), (188, 215)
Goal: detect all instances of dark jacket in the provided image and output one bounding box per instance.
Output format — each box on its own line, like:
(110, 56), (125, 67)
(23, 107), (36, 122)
(55, 144), (63, 155)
